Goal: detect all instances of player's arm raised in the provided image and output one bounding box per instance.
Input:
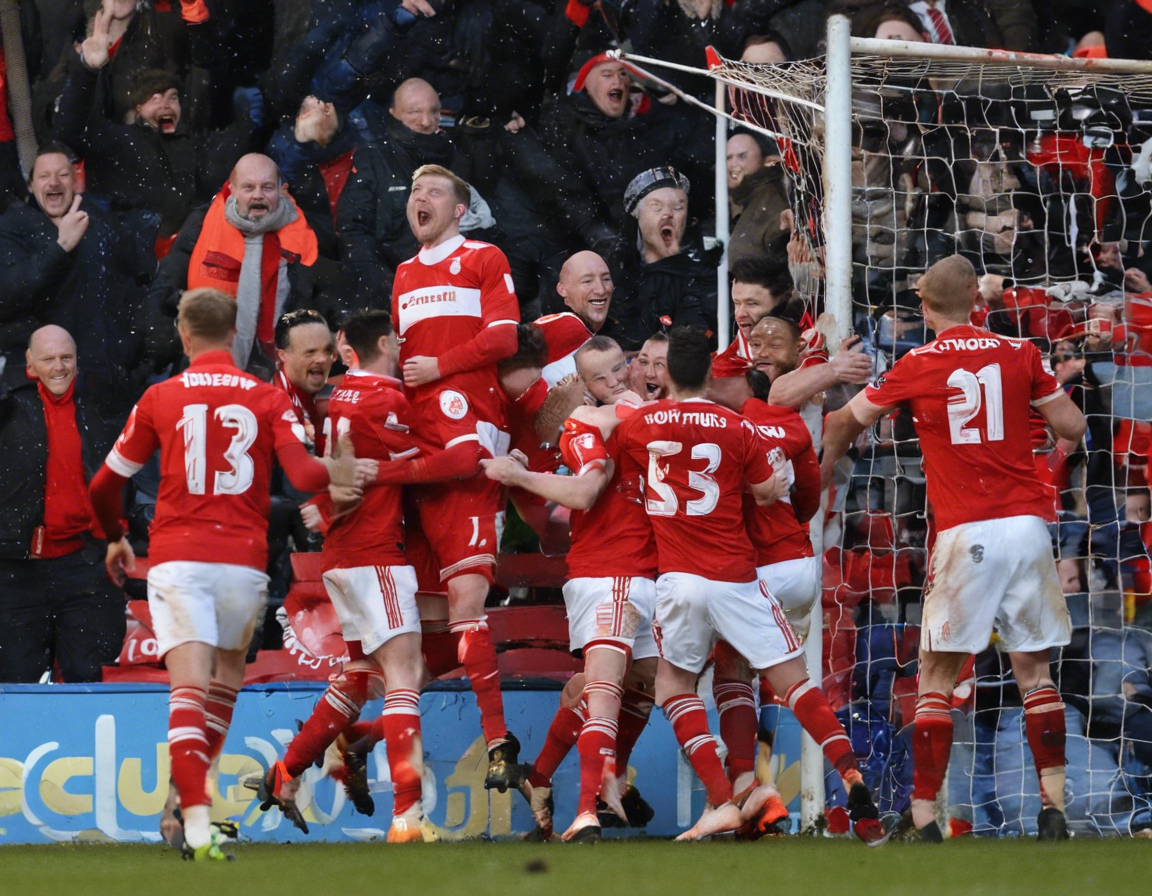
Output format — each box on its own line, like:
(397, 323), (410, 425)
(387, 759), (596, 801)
(768, 336), (872, 409)
(821, 391), (891, 489)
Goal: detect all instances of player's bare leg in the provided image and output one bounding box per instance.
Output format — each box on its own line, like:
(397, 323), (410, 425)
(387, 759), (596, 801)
(1009, 648), (1069, 841)
(519, 674), (585, 840)
(446, 572), (522, 791)
(905, 648), (969, 842)
(657, 660), (743, 840)
(370, 632), (427, 843)
(561, 646), (629, 842)
(165, 641), (229, 860)
(762, 656), (885, 845)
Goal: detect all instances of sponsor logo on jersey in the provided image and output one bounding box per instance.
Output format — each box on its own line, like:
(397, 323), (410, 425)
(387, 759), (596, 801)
(180, 371), (257, 389)
(440, 390), (469, 420)
(395, 286), (483, 334)
(450, 257), (461, 275)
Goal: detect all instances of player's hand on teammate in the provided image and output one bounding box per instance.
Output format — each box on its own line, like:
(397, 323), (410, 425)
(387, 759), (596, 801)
(402, 356), (441, 387)
(830, 336), (873, 385)
(481, 454), (528, 487)
(300, 503), (323, 532)
(751, 471), (789, 506)
(104, 536), (136, 586)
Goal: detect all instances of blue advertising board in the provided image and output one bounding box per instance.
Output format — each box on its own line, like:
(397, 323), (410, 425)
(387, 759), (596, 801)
(0, 682), (804, 843)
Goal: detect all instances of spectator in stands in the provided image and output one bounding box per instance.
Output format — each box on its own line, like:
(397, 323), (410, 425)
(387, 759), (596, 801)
(145, 153), (323, 379)
(727, 128), (788, 266)
(337, 78), (492, 307)
(740, 31), (793, 65)
(54, 3), (261, 240)
(266, 95), (361, 260)
(0, 324), (123, 683)
(612, 166), (720, 349)
(0, 144), (150, 429)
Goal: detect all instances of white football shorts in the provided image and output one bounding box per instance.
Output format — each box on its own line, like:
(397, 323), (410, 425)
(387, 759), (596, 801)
(920, 515), (1071, 654)
(147, 561), (269, 656)
(757, 554), (822, 641)
(563, 576), (658, 660)
(653, 571), (804, 674)
(321, 564), (421, 655)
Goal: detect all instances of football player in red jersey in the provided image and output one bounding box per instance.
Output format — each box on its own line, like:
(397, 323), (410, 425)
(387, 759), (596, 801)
(87, 289), (364, 861)
(391, 164), (523, 789)
(484, 336), (658, 842)
(822, 255), (1088, 842)
(613, 327), (885, 842)
(256, 310), (431, 842)
(709, 365), (823, 832)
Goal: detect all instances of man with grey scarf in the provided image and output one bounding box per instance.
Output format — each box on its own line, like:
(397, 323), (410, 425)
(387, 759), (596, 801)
(145, 154), (333, 379)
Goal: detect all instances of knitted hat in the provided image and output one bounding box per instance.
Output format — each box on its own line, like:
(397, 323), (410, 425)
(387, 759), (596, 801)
(623, 166), (690, 215)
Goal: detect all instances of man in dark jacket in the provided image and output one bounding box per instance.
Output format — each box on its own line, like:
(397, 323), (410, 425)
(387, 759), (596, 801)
(53, 7), (259, 240)
(0, 145), (150, 428)
(336, 77), (489, 307)
(613, 166), (720, 350)
(0, 325), (123, 683)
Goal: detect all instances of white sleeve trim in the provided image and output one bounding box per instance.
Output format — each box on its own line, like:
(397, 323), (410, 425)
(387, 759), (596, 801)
(576, 459), (608, 476)
(486, 319), (518, 329)
(389, 447), (420, 461)
(106, 448), (145, 478)
(1031, 389), (1064, 407)
(445, 433), (481, 449)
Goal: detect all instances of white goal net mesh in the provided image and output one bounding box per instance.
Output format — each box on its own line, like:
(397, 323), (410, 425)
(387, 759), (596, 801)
(708, 47), (1152, 837)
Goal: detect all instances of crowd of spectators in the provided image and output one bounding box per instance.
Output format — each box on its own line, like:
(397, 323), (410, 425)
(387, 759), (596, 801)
(1, 0), (1152, 835)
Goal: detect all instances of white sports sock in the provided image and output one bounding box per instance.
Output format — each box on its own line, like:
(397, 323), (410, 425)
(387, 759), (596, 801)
(183, 804), (211, 850)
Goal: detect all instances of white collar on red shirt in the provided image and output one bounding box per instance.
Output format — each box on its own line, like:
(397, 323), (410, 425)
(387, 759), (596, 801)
(418, 234), (466, 266)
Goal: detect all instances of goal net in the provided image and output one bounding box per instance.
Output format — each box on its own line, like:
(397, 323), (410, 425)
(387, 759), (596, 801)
(633, 28), (1152, 837)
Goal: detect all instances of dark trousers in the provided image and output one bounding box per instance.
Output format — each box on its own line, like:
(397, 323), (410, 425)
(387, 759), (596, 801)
(0, 549), (125, 683)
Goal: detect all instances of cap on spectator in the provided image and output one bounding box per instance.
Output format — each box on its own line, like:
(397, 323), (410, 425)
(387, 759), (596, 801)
(573, 52), (636, 91)
(623, 166), (690, 215)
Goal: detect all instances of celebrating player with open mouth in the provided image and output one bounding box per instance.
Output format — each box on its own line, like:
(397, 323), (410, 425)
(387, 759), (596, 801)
(822, 255), (1087, 842)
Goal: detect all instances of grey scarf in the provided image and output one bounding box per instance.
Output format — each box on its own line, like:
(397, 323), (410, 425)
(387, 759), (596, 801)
(223, 196), (298, 369)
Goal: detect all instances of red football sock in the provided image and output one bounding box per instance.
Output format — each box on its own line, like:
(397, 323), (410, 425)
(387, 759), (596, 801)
(345, 720), (374, 745)
(382, 688), (423, 818)
(714, 678), (757, 783)
(1023, 685), (1066, 809)
(169, 685), (210, 810)
(786, 679), (860, 785)
(912, 691), (954, 803)
(528, 700), (585, 789)
(450, 618), (506, 744)
(615, 685), (653, 777)
(664, 694), (732, 807)
(283, 668), (375, 778)
(203, 681), (239, 761)
(577, 715), (619, 817)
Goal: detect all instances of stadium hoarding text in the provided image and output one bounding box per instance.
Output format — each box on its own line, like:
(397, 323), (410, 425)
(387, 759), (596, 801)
(0, 683), (804, 843)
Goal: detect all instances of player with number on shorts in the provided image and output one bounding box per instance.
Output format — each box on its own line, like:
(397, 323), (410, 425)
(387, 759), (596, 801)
(391, 163), (523, 790)
(613, 327), (886, 843)
(87, 289), (363, 861)
(822, 255), (1087, 842)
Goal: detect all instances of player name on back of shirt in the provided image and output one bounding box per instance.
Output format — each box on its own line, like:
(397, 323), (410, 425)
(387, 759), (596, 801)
(642, 406), (738, 429)
(180, 371), (258, 389)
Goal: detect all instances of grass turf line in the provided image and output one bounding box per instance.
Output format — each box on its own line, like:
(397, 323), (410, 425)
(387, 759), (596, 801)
(0, 838), (1145, 896)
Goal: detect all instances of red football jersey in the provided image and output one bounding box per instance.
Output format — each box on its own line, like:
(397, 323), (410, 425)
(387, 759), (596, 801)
(559, 418), (658, 579)
(322, 371), (418, 572)
(712, 330), (752, 379)
(615, 397), (774, 583)
(105, 351), (308, 570)
(392, 234), (519, 426)
(740, 399), (818, 566)
(536, 311), (593, 386)
(864, 325), (1063, 531)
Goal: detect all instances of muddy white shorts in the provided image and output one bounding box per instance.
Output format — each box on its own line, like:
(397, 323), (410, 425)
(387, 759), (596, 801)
(563, 576), (658, 660)
(147, 561), (269, 656)
(653, 572), (803, 674)
(321, 564), (421, 655)
(757, 555), (822, 640)
(921, 515), (1071, 654)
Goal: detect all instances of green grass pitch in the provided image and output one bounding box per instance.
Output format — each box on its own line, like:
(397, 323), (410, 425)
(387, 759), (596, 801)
(1, 838), (1148, 896)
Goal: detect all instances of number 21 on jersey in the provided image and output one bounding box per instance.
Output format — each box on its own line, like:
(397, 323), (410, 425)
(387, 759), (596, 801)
(177, 404), (258, 495)
(947, 363), (1003, 445)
